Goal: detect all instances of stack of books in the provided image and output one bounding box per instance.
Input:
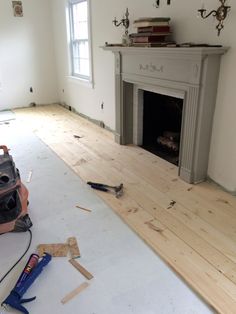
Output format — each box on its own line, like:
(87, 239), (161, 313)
(130, 17), (173, 47)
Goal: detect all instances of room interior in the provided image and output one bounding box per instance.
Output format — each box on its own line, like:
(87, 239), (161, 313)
(0, 0), (236, 313)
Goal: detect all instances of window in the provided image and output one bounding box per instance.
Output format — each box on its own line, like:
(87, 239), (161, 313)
(68, 0), (92, 82)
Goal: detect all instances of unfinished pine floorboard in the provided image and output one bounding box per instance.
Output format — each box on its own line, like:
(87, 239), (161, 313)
(15, 104), (236, 313)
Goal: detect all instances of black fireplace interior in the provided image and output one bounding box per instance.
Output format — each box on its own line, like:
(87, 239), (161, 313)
(142, 91), (183, 165)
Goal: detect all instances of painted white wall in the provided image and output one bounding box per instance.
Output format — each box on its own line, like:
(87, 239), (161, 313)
(50, 0), (116, 129)
(0, 0), (58, 110)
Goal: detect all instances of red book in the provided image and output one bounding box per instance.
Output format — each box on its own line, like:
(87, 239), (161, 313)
(130, 32), (170, 38)
(132, 35), (167, 43)
(137, 26), (170, 33)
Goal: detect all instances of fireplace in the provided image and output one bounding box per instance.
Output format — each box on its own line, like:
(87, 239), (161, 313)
(140, 91), (183, 166)
(103, 46), (228, 183)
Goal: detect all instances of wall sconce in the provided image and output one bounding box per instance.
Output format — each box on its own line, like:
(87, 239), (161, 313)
(112, 8), (130, 35)
(198, 0), (231, 36)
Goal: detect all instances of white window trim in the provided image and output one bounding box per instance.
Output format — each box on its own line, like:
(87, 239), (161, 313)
(68, 0), (94, 87)
(67, 75), (94, 88)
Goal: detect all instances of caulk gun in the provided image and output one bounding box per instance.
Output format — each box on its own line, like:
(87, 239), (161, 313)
(1, 253), (51, 314)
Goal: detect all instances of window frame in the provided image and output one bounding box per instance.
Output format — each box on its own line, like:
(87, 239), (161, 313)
(68, 0), (93, 85)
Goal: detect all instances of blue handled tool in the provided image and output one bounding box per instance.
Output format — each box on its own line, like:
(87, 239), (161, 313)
(1, 253), (51, 314)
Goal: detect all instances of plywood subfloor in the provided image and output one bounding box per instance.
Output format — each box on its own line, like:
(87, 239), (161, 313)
(15, 105), (236, 313)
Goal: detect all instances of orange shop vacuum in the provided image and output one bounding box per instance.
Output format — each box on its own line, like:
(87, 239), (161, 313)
(0, 145), (32, 234)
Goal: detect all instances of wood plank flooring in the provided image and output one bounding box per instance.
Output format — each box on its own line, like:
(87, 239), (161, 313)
(15, 105), (236, 313)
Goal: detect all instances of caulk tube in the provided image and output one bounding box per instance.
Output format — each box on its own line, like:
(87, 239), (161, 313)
(1, 253), (51, 314)
(15, 254), (39, 289)
(13, 253), (52, 299)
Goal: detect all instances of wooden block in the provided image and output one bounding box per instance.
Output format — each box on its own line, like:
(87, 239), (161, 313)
(69, 259), (93, 280)
(37, 243), (68, 257)
(68, 237), (80, 258)
(61, 282), (89, 304)
(26, 170), (33, 183)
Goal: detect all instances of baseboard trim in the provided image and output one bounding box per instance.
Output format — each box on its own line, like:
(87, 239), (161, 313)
(206, 176), (236, 196)
(58, 102), (115, 134)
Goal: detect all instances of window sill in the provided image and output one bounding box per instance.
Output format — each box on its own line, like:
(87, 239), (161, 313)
(67, 76), (94, 89)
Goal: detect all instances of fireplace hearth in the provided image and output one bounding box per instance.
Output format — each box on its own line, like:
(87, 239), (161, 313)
(103, 46), (228, 183)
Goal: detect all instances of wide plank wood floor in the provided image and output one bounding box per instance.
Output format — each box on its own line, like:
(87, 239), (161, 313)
(15, 104), (236, 313)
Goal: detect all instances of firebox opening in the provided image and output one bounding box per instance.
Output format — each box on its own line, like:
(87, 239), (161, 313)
(141, 91), (183, 166)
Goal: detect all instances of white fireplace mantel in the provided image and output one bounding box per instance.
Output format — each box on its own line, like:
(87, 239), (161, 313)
(103, 46), (228, 184)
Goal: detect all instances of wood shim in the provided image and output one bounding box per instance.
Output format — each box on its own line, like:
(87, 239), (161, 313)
(69, 259), (94, 280)
(26, 170), (33, 183)
(68, 237), (80, 258)
(76, 205), (92, 212)
(37, 243), (68, 257)
(61, 282), (89, 304)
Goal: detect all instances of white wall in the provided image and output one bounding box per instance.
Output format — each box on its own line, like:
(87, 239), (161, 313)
(53, 0), (236, 193)
(50, 0), (116, 129)
(0, 0), (58, 110)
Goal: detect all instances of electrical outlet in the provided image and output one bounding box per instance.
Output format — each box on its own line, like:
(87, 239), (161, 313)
(30, 87), (33, 93)
(101, 102), (104, 110)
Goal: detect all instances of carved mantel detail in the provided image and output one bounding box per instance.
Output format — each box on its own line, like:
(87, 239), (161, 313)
(139, 63), (164, 73)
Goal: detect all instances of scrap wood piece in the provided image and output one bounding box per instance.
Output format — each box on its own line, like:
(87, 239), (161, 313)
(26, 170), (33, 183)
(69, 259), (94, 280)
(37, 243), (68, 257)
(68, 237), (81, 258)
(76, 205), (92, 212)
(61, 282), (89, 304)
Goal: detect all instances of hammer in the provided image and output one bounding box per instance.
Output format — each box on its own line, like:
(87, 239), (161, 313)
(87, 182), (123, 198)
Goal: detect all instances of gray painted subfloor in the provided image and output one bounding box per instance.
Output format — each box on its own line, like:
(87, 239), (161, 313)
(0, 110), (15, 122)
(0, 120), (213, 314)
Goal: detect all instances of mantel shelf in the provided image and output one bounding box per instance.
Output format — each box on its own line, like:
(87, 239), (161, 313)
(102, 45), (228, 58)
